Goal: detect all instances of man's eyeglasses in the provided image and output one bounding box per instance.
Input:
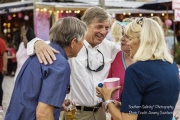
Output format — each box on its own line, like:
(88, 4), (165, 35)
(84, 44), (104, 72)
(136, 17), (143, 27)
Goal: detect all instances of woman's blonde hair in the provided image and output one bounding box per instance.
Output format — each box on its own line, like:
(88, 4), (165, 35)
(111, 20), (123, 43)
(151, 16), (163, 29)
(125, 17), (173, 63)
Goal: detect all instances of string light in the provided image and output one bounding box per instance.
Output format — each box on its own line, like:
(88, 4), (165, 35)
(35, 8), (82, 14)
(3, 23), (6, 27)
(139, 13), (142, 17)
(77, 10), (80, 13)
(7, 28), (11, 33)
(7, 23), (11, 27)
(43, 8), (47, 12)
(151, 13), (153, 17)
(3, 29), (7, 34)
(36, 8), (39, 11)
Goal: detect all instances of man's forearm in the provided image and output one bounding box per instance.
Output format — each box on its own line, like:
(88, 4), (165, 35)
(36, 102), (54, 120)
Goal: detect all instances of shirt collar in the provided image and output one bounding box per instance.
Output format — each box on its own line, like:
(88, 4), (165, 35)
(83, 40), (99, 49)
(49, 42), (68, 60)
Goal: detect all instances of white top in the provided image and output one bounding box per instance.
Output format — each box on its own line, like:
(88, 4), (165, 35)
(27, 38), (120, 106)
(14, 42), (29, 81)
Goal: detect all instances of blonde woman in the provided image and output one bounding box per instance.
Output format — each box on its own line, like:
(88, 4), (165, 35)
(111, 20), (123, 45)
(97, 18), (179, 120)
(107, 18), (133, 102)
(111, 18), (134, 45)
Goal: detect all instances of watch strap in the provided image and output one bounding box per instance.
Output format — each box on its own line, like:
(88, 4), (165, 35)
(104, 100), (114, 110)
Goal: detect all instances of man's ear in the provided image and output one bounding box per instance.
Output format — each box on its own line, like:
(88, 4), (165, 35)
(70, 38), (77, 49)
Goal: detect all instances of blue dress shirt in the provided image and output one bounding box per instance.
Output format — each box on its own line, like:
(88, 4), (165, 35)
(5, 42), (70, 120)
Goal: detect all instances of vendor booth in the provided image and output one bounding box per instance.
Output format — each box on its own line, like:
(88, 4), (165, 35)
(33, 1), (97, 41)
(0, 1), (33, 42)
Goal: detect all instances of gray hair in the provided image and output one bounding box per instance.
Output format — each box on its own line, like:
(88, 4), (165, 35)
(49, 17), (87, 47)
(81, 7), (111, 26)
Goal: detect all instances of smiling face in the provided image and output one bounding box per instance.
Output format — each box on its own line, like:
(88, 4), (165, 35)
(120, 29), (131, 54)
(85, 20), (110, 47)
(127, 36), (140, 58)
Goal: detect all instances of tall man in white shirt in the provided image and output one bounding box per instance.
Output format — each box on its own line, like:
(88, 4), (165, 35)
(27, 7), (120, 120)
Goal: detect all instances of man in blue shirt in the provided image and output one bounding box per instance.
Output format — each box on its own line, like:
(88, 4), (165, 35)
(5, 17), (87, 120)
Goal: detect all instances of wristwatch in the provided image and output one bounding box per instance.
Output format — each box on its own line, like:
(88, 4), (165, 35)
(104, 100), (115, 110)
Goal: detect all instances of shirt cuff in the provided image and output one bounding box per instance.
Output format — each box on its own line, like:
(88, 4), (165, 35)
(27, 37), (43, 56)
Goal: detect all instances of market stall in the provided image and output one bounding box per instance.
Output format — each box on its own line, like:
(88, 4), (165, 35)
(33, 1), (97, 41)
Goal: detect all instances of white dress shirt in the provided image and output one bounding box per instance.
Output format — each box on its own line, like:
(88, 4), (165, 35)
(27, 38), (120, 107)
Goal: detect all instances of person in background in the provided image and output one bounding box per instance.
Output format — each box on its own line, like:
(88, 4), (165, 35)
(106, 16), (116, 41)
(107, 18), (133, 102)
(7, 43), (17, 76)
(14, 26), (36, 80)
(165, 19), (178, 52)
(27, 7), (120, 120)
(0, 35), (7, 112)
(110, 20), (123, 45)
(96, 18), (179, 120)
(12, 30), (21, 51)
(151, 16), (164, 29)
(5, 17), (87, 120)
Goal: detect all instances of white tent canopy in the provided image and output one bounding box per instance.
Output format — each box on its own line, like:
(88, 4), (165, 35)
(107, 8), (173, 14)
(35, 1), (97, 10)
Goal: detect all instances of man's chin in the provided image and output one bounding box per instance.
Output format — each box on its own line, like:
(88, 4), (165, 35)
(96, 39), (104, 44)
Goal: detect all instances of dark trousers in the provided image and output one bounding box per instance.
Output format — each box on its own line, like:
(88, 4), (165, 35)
(7, 60), (17, 75)
(0, 73), (3, 106)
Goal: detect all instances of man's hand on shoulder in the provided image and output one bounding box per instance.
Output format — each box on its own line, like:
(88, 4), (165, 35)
(34, 40), (60, 65)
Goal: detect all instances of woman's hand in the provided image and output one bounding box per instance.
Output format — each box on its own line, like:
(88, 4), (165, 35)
(21, 26), (29, 48)
(34, 41), (60, 65)
(21, 26), (28, 36)
(96, 85), (120, 101)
